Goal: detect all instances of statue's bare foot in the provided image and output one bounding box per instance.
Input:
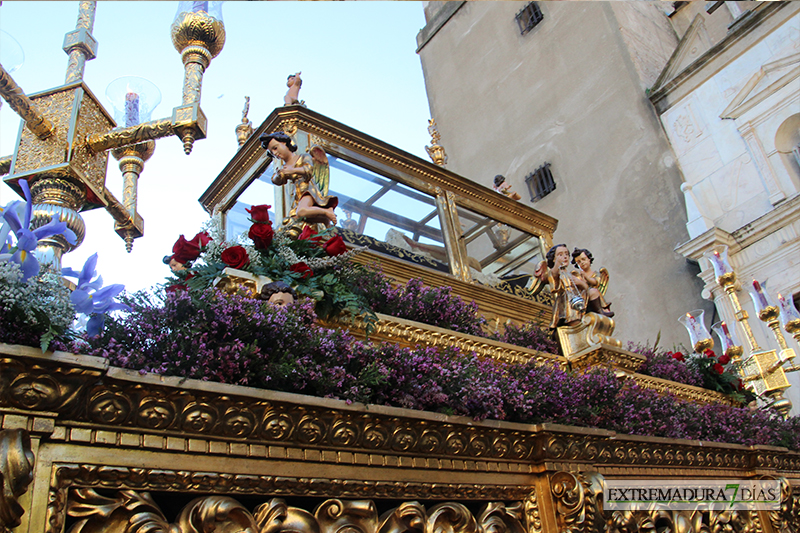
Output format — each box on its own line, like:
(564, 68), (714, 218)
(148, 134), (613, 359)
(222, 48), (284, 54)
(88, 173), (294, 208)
(327, 209), (337, 225)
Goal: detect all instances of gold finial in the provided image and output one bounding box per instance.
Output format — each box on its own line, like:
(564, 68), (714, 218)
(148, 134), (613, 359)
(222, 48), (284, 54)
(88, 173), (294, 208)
(235, 96), (254, 146)
(425, 119), (447, 167)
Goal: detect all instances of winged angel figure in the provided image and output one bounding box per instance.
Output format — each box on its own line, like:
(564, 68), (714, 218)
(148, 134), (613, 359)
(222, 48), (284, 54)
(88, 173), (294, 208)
(260, 131), (338, 229)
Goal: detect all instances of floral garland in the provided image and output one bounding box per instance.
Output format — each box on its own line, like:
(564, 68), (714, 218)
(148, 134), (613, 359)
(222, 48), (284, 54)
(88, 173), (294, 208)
(165, 206), (374, 323)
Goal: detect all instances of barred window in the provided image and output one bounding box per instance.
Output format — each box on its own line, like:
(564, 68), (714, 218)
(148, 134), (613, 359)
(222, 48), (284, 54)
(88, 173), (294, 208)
(524, 163), (556, 202)
(516, 2), (544, 36)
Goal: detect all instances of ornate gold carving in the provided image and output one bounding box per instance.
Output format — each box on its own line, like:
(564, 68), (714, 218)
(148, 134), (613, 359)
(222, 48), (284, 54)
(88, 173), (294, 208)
(64, 489), (536, 533)
(11, 89), (74, 173)
(52, 467), (532, 506)
(237, 96), (254, 146)
(0, 429), (35, 531)
(0, 66), (54, 139)
(86, 118), (174, 153)
(5, 352), (799, 478)
(170, 9), (226, 59)
(336, 313), (566, 368)
(279, 119), (300, 138)
(63, 2), (98, 83)
(630, 372), (739, 406)
(425, 119), (448, 167)
(768, 477), (800, 533)
(550, 471), (605, 533)
(521, 490), (542, 533)
(607, 510), (694, 533)
(555, 314), (644, 373)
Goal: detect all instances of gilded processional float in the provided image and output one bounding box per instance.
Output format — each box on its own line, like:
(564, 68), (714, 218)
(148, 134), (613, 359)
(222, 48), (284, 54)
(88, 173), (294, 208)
(1, 4), (799, 533)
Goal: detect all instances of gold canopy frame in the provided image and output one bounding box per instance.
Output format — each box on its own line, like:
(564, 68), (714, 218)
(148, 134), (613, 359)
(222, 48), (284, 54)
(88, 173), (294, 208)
(199, 106), (558, 329)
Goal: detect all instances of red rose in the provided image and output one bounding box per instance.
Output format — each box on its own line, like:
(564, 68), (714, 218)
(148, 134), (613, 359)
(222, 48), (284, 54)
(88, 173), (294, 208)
(713, 363), (724, 374)
(718, 353), (731, 365)
(172, 235), (201, 264)
(171, 232), (211, 264)
(220, 245), (249, 269)
(189, 231), (212, 248)
(249, 223), (274, 250)
(298, 225), (322, 244)
(704, 349), (716, 358)
(290, 262), (313, 279)
(737, 379), (744, 391)
(670, 351), (685, 362)
(323, 235), (347, 256)
(246, 204), (272, 223)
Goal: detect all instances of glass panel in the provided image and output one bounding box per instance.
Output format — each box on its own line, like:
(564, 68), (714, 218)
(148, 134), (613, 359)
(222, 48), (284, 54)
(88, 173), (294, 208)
(224, 162), (276, 242)
(455, 204), (544, 288)
(325, 154), (449, 272)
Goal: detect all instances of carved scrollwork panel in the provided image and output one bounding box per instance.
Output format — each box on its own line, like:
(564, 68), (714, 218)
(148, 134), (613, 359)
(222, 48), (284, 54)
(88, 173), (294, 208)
(64, 491), (541, 533)
(767, 477), (800, 533)
(550, 471), (605, 533)
(477, 501), (526, 533)
(0, 429), (35, 530)
(315, 499), (377, 533)
(426, 503), (478, 533)
(378, 501), (426, 533)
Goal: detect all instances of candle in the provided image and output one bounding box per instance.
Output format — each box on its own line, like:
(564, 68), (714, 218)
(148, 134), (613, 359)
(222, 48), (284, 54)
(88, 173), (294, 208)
(720, 321), (733, 344)
(125, 91), (140, 127)
(753, 280), (768, 308)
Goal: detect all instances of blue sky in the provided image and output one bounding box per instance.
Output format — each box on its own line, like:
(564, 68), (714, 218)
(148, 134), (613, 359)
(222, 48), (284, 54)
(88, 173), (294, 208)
(0, 1), (431, 291)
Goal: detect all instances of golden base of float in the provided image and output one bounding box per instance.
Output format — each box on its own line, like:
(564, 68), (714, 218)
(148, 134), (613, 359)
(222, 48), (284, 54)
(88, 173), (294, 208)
(556, 312), (647, 374)
(3, 340), (797, 533)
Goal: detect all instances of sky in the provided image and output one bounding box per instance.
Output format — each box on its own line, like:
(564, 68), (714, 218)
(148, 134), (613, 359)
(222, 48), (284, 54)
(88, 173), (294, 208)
(0, 1), (432, 292)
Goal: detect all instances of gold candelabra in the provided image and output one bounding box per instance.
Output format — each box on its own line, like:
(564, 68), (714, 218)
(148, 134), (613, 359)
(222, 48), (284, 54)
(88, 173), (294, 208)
(0, 1), (225, 265)
(701, 245), (799, 418)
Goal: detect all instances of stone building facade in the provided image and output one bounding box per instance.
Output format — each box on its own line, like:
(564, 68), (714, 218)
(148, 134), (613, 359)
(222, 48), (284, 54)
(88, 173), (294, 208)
(416, 1), (799, 413)
(651, 2), (800, 410)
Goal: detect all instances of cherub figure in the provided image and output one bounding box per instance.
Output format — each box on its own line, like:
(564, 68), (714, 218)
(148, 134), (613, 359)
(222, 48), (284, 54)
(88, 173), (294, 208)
(493, 175), (522, 201)
(534, 244), (588, 328)
(571, 247), (614, 318)
(260, 131), (338, 227)
(259, 281), (297, 308)
(284, 72), (303, 106)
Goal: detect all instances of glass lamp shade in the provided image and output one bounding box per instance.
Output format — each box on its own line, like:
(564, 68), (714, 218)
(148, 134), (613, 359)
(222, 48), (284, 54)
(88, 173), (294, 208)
(0, 30), (24, 73)
(703, 244), (734, 283)
(777, 292), (800, 334)
(712, 320), (740, 356)
(175, 1), (224, 22)
(105, 76), (161, 127)
(679, 310), (713, 353)
(748, 279), (777, 318)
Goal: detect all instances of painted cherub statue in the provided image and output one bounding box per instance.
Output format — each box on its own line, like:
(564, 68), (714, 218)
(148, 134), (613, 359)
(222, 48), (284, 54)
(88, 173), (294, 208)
(284, 72), (303, 106)
(493, 175), (522, 201)
(533, 244), (588, 328)
(260, 131), (337, 229)
(259, 281), (297, 308)
(571, 247), (614, 318)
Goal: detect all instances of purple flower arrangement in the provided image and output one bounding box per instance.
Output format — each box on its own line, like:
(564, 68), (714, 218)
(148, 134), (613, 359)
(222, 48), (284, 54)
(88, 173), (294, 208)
(628, 342), (704, 387)
(489, 320), (560, 354)
(60, 288), (800, 451)
(349, 266), (486, 336)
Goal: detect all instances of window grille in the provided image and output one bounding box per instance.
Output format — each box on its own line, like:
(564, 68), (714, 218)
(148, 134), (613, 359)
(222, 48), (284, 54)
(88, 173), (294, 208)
(515, 2), (543, 36)
(524, 162), (556, 202)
